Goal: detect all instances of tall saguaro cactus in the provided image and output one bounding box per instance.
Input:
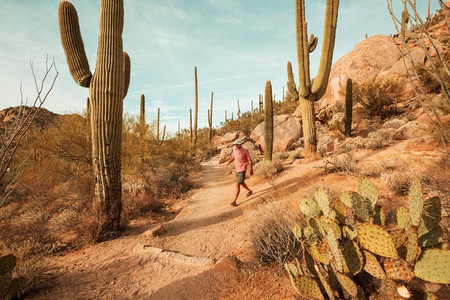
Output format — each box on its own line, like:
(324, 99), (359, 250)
(264, 81), (274, 161)
(139, 94), (146, 139)
(156, 107), (160, 143)
(193, 66), (198, 145)
(237, 99), (241, 120)
(58, 0), (130, 239)
(286, 61), (299, 102)
(345, 78), (353, 137)
(295, 0), (339, 158)
(401, 2), (409, 38)
(208, 92), (213, 143)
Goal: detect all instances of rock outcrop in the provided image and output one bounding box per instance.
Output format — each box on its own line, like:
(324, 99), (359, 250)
(250, 115), (301, 153)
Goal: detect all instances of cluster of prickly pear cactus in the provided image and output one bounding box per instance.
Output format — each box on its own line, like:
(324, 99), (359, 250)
(0, 254), (26, 299)
(286, 178), (449, 299)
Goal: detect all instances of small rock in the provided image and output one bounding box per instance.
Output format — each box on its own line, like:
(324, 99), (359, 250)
(214, 255), (242, 273)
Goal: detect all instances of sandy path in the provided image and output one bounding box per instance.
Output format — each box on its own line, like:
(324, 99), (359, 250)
(28, 158), (273, 299)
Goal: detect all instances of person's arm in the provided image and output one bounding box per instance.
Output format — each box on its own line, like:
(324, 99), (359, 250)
(226, 156), (235, 167)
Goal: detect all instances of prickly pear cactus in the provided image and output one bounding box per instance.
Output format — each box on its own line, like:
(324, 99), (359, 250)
(408, 177), (423, 227)
(287, 178), (448, 299)
(0, 254), (25, 300)
(357, 223), (398, 258)
(414, 249), (450, 284)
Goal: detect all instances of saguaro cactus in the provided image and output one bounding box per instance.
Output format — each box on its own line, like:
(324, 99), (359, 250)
(156, 107), (160, 143)
(237, 99), (241, 120)
(286, 61), (299, 102)
(295, 0), (339, 158)
(139, 94), (146, 139)
(194, 66), (198, 145)
(58, 0), (130, 238)
(259, 94), (263, 115)
(401, 2), (409, 38)
(208, 92), (213, 143)
(264, 81), (273, 161)
(345, 78), (353, 137)
(189, 108), (193, 143)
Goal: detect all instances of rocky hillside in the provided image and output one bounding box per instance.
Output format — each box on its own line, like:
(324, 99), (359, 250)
(0, 106), (58, 130)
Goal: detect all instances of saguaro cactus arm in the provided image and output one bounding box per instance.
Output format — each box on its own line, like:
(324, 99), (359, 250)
(295, 0), (310, 98)
(58, 0), (92, 87)
(123, 51), (131, 98)
(310, 0), (339, 99)
(308, 34), (318, 52)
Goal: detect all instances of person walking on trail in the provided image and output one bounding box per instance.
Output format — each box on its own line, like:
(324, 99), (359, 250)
(226, 138), (254, 207)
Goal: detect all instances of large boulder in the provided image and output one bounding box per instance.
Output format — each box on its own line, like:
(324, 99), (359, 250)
(328, 35), (402, 85)
(250, 115), (302, 153)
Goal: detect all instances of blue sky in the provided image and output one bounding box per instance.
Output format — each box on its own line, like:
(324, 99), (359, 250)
(0, 0), (439, 135)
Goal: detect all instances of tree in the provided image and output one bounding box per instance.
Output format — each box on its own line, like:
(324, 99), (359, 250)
(0, 58), (58, 206)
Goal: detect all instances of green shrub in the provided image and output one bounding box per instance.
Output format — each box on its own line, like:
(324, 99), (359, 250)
(353, 79), (403, 119)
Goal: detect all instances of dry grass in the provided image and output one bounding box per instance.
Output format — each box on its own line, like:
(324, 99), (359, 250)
(217, 263), (295, 300)
(247, 201), (300, 268)
(254, 160), (284, 180)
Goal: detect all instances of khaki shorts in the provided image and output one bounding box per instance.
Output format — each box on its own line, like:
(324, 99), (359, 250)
(236, 171), (246, 184)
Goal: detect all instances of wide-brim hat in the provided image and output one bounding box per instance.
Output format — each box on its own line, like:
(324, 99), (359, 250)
(232, 138), (244, 145)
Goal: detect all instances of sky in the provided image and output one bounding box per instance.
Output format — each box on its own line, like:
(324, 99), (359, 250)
(0, 0), (440, 135)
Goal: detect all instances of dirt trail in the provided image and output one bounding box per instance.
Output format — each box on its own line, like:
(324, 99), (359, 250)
(29, 158), (284, 299)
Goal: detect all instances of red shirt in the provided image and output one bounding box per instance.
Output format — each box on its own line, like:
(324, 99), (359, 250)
(232, 146), (251, 172)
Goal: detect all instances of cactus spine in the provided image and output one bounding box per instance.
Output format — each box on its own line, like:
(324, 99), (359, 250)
(193, 66), (198, 145)
(295, 0), (339, 158)
(58, 0), (130, 238)
(208, 92), (213, 143)
(286, 61), (299, 102)
(344, 78), (352, 137)
(264, 81), (273, 161)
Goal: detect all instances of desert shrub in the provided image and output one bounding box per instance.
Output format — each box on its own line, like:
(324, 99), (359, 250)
(273, 152), (289, 160)
(324, 152), (356, 173)
(353, 79), (403, 119)
(381, 171), (413, 195)
(254, 160), (284, 179)
(248, 201), (300, 267)
(415, 51), (450, 94)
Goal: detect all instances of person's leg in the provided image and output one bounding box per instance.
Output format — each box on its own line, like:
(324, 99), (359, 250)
(231, 182), (240, 205)
(241, 182), (252, 195)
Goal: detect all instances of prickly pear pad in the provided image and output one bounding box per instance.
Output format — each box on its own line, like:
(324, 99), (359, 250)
(357, 223), (398, 258)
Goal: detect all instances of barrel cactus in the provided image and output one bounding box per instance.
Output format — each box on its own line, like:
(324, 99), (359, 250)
(58, 0), (130, 239)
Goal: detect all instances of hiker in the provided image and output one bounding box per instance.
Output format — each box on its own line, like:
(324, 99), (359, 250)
(225, 138), (254, 206)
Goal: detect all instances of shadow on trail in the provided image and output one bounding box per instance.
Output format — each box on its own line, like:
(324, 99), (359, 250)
(237, 169), (323, 206)
(147, 269), (218, 300)
(162, 208), (244, 237)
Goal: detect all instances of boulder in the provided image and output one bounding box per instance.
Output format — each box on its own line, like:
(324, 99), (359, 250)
(250, 115), (302, 153)
(389, 48), (426, 76)
(328, 35), (402, 85)
(219, 147), (232, 164)
(221, 132), (239, 144)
